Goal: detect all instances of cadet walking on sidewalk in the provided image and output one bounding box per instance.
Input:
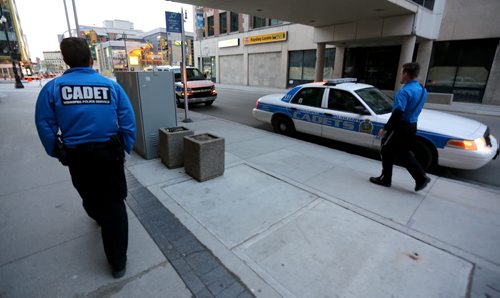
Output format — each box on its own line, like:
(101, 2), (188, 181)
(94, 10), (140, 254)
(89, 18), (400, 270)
(34, 37), (136, 278)
(370, 62), (431, 192)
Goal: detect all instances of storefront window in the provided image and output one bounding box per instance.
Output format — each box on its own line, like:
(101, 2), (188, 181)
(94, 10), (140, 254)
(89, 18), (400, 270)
(323, 48), (336, 79)
(426, 38), (498, 103)
(288, 50), (316, 86)
(302, 50), (316, 80)
(289, 51), (303, 80)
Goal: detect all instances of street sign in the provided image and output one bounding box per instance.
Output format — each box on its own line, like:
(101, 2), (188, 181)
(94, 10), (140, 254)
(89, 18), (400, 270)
(166, 12), (182, 33)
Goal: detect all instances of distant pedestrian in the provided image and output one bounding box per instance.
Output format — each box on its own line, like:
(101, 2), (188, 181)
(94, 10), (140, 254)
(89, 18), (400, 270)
(35, 37), (136, 278)
(370, 62), (431, 191)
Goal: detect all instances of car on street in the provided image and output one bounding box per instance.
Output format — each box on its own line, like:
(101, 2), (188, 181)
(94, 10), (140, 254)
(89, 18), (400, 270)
(168, 66), (217, 107)
(252, 78), (499, 170)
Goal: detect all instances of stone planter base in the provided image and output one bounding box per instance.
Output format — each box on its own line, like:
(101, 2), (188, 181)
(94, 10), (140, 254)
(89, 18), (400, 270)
(184, 133), (225, 182)
(159, 126), (194, 169)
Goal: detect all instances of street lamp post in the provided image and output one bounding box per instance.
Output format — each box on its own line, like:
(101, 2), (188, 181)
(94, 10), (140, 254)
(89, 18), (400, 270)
(0, 9), (23, 89)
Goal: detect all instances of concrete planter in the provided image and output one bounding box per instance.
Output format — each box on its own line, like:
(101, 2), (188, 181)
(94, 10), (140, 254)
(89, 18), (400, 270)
(184, 133), (225, 182)
(159, 126), (194, 169)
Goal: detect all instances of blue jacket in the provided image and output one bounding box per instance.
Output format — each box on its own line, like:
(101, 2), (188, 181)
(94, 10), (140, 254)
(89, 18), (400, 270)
(392, 80), (427, 124)
(35, 67), (136, 157)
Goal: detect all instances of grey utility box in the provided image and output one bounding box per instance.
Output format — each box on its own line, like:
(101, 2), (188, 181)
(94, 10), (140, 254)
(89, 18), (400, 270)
(116, 71), (177, 159)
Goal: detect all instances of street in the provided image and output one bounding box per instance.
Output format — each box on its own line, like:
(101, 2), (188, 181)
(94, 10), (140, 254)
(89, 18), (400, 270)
(192, 86), (500, 189)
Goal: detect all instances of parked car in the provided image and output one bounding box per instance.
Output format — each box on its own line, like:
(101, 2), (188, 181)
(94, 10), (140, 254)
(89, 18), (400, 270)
(252, 78), (499, 170)
(168, 66), (217, 107)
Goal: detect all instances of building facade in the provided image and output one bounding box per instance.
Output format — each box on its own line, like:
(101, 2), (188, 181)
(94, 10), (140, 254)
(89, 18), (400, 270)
(42, 51), (67, 74)
(192, 0), (500, 105)
(0, 0), (30, 79)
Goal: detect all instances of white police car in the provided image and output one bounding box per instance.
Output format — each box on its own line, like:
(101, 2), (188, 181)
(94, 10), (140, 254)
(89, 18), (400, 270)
(252, 79), (499, 170)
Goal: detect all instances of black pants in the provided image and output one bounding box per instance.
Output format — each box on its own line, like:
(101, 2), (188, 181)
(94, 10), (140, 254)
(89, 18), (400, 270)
(67, 144), (128, 270)
(381, 123), (426, 183)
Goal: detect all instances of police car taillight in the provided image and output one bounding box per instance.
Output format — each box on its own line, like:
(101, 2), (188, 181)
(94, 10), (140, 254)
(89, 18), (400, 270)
(255, 99), (259, 109)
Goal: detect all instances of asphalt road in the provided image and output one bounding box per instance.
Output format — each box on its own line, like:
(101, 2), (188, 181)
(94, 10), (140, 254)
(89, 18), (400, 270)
(191, 86), (500, 189)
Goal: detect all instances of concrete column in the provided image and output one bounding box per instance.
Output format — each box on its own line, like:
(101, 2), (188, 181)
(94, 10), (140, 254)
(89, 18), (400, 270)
(333, 46), (345, 78)
(395, 35), (416, 90)
(416, 39), (433, 84)
(314, 43), (326, 82)
(243, 51), (249, 86)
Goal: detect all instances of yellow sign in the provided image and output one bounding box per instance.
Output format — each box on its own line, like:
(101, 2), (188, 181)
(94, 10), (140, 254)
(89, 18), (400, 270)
(243, 32), (287, 45)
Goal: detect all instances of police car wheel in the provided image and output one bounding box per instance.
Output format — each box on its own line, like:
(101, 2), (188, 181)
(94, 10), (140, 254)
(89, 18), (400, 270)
(413, 139), (436, 171)
(272, 115), (295, 136)
(204, 100), (214, 106)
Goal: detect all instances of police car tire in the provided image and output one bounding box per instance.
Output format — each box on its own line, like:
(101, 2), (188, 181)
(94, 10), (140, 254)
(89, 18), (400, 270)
(413, 139), (436, 170)
(272, 115), (295, 136)
(204, 100), (214, 106)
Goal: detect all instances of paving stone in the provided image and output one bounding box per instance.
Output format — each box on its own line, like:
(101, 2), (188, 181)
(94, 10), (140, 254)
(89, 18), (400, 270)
(215, 281), (245, 298)
(182, 271), (207, 294)
(194, 288), (215, 298)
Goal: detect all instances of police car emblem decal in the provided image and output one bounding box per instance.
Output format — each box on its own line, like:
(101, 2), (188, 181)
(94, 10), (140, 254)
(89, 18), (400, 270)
(359, 119), (373, 134)
(60, 85), (111, 105)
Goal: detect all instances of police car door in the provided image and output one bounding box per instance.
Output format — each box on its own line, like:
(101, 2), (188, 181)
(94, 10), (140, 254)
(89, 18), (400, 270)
(289, 87), (326, 136)
(321, 88), (375, 147)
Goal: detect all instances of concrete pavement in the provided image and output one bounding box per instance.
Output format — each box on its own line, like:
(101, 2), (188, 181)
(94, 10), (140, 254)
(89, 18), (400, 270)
(1, 81), (500, 297)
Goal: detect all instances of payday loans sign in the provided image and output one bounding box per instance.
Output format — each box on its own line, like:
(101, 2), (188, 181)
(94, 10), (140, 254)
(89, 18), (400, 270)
(243, 32), (287, 45)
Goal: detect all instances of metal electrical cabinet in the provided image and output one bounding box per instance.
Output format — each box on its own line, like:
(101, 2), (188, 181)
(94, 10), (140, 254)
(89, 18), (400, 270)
(116, 71), (177, 159)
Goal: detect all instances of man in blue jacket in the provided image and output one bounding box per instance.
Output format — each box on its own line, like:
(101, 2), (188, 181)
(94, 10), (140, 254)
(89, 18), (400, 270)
(35, 37), (136, 278)
(370, 62), (431, 192)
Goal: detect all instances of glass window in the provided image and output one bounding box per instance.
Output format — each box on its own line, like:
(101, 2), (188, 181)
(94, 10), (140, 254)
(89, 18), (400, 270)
(323, 48), (336, 79)
(207, 16), (214, 36)
(328, 89), (365, 113)
(253, 16), (267, 29)
(219, 12), (227, 34)
(410, 0), (434, 10)
(230, 12), (239, 32)
(291, 88), (324, 108)
(288, 51), (303, 80)
(355, 87), (393, 115)
(426, 38), (497, 102)
(270, 19), (283, 26)
(302, 50), (316, 80)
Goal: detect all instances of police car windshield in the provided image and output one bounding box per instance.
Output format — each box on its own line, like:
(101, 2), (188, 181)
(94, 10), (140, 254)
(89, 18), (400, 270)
(355, 87), (393, 115)
(173, 68), (206, 82)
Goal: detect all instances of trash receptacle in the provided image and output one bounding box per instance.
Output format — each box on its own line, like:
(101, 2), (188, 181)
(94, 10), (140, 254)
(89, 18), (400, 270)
(183, 133), (225, 182)
(159, 126), (194, 169)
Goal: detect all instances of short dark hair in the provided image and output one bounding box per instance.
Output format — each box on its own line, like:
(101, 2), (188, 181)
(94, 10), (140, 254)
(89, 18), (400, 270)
(60, 37), (91, 68)
(402, 62), (420, 79)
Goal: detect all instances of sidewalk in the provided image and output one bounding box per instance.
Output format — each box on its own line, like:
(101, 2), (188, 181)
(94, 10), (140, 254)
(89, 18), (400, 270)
(1, 84), (500, 297)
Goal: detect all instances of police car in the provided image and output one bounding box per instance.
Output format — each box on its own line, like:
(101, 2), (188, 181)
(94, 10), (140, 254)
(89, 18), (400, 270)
(252, 78), (499, 170)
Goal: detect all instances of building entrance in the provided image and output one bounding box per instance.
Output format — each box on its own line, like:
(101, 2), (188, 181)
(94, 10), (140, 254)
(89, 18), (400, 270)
(343, 46), (401, 90)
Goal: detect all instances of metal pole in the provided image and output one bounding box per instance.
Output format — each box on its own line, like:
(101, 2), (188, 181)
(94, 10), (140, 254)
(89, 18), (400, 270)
(123, 33), (129, 71)
(62, 0), (72, 37)
(0, 5), (23, 88)
(71, 0), (80, 37)
(181, 7), (191, 122)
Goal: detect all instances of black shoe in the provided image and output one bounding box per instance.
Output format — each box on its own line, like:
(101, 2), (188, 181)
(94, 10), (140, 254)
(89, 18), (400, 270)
(415, 176), (431, 192)
(369, 176), (391, 187)
(112, 265), (126, 279)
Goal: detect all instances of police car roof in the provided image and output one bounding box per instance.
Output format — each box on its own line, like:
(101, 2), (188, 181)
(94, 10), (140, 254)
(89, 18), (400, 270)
(300, 81), (373, 92)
